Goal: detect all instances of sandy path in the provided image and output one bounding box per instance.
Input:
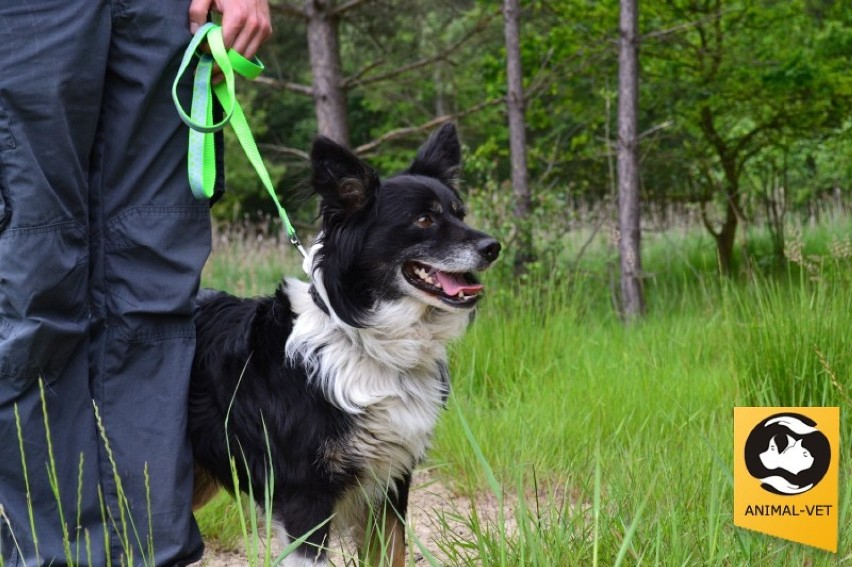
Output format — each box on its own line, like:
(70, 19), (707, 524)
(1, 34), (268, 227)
(191, 470), (520, 566)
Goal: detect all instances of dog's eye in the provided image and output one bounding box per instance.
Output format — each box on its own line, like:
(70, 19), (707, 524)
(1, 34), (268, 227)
(414, 214), (434, 228)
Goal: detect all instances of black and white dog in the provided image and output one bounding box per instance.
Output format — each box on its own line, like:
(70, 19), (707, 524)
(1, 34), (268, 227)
(189, 123), (500, 566)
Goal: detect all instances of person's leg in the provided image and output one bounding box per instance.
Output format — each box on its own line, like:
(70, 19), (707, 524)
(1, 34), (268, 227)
(0, 2), (111, 565)
(92, 1), (209, 564)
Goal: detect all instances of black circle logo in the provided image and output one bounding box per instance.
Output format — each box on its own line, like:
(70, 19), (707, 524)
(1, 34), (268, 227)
(743, 412), (831, 495)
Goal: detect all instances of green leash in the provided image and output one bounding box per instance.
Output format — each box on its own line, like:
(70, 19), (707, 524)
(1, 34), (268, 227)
(172, 22), (307, 259)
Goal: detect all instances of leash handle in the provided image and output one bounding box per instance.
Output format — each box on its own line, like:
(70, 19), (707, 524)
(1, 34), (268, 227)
(172, 23), (307, 259)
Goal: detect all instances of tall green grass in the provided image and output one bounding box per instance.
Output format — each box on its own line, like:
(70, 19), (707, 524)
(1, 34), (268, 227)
(4, 381), (322, 567)
(4, 382), (156, 567)
(195, 217), (851, 564)
(426, 220), (851, 565)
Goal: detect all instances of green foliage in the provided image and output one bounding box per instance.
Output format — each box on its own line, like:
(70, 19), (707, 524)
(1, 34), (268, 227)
(639, 0), (851, 209)
(729, 228), (852, 407)
(212, 0), (849, 277)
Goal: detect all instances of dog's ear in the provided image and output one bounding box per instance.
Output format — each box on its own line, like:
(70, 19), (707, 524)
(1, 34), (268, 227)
(407, 122), (462, 191)
(311, 137), (380, 215)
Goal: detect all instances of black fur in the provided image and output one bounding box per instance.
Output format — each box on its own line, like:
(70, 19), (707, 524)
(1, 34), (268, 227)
(191, 287), (355, 554)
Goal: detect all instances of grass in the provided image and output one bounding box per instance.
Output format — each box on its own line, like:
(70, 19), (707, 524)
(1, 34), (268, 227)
(4, 387), (157, 567)
(194, 215), (851, 565)
(4, 376), (316, 567)
(8, 205), (846, 564)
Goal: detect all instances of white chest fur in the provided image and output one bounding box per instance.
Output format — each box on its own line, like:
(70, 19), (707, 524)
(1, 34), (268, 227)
(284, 279), (468, 482)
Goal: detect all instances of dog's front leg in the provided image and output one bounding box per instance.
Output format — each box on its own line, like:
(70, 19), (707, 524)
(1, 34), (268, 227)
(274, 491), (335, 566)
(361, 474), (411, 567)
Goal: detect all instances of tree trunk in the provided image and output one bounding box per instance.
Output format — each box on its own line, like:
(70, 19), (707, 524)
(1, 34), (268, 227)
(305, 0), (350, 146)
(502, 0), (534, 273)
(715, 221), (737, 276)
(715, 186), (740, 275)
(617, 0), (645, 318)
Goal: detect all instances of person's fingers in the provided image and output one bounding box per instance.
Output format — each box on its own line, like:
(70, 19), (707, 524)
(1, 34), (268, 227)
(238, 25), (267, 62)
(192, 0), (272, 82)
(221, 1), (272, 60)
(219, 1), (246, 49)
(188, 0), (213, 34)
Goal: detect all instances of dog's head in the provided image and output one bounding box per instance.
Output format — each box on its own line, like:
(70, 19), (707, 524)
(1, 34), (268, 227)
(308, 123), (501, 327)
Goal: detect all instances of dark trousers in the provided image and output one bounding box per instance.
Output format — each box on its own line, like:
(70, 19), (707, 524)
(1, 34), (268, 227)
(0, 1), (208, 565)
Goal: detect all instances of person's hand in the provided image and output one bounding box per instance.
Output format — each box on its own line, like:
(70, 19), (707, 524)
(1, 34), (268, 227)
(188, 0), (272, 61)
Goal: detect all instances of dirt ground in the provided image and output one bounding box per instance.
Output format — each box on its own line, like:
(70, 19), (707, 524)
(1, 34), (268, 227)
(191, 470), (528, 566)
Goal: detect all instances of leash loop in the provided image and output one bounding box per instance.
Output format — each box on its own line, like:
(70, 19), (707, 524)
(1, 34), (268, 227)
(172, 23), (307, 259)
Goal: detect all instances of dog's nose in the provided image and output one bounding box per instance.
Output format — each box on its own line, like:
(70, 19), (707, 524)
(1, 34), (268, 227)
(479, 239), (501, 263)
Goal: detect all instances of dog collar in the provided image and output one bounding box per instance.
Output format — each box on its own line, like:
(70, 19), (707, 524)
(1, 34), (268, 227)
(309, 284), (330, 317)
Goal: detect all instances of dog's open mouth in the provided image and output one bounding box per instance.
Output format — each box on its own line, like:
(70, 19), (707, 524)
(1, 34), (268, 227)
(403, 261), (484, 306)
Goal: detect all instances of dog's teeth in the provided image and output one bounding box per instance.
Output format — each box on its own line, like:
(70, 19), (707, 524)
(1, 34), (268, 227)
(458, 291), (465, 299)
(415, 267), (437, 285)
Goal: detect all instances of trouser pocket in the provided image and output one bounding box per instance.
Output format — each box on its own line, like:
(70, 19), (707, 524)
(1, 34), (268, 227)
(0, 223), (88, 390)
(104, 205), (210, 341)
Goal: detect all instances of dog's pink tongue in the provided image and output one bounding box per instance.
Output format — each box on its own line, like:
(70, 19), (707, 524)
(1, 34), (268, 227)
(435, 271), (483, 296)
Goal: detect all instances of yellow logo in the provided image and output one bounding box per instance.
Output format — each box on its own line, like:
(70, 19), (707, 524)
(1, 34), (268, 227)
(734, 407), (839, 552)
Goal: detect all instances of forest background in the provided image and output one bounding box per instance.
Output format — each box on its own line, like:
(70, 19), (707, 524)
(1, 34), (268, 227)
(196, 0), (852, 564)
(217, 0), (849, 280)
